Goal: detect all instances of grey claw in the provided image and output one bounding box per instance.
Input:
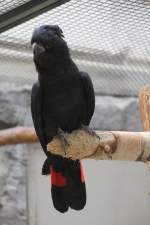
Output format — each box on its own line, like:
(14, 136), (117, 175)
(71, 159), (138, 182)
(81, 125), (100, 140)
(57, 128), (69, 155)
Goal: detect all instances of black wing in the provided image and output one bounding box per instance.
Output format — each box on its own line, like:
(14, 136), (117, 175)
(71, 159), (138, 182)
(31, 82), (47, 154)
(80, 71), (95, 125)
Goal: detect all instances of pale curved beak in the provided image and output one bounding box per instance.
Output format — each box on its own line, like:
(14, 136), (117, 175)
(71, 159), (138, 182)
(32, 43), (45, 58)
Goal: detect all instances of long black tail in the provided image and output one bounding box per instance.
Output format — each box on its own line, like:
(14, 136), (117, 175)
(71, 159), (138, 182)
(50, 161), (86, 213)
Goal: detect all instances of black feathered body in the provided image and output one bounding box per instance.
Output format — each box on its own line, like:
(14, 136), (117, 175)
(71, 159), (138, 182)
(34, 44), (93, 142)
(42, 64), (87, 140)
(31, 25), (95, 213)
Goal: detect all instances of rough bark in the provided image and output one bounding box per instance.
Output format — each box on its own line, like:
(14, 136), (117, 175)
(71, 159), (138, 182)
(0, 127), (150, 169)
(0, 127), (37, 145)
(47, 130), (150, 162)
(139, 85), (150, 171)
(139, 86), (150, 131)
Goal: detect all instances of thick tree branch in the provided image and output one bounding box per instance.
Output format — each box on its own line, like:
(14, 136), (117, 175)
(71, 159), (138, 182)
(0, 126), (38, 145)
(139, 86), (150, 131)
(47, 129), (150, 162)
(0, 126), (150, 170)
(139, 86), (150, 171)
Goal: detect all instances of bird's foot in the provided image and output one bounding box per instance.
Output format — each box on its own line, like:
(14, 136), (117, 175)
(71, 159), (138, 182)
(57, 128), (69, 155)
(81, 125), (100, 140)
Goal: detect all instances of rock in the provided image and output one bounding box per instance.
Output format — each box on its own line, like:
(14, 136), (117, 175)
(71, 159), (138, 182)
(0, 144), (27, 225)
(0, 85), (29, 225)
(91, 96), (142, 131)
(0, 85), (32, 127)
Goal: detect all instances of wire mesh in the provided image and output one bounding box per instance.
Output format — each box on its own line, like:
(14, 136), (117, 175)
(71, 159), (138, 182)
(0, 0), (31, 15)
(0, 0), (150, 96)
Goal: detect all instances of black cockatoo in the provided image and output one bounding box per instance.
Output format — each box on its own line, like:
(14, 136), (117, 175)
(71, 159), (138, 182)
(31, 25), (95, 213)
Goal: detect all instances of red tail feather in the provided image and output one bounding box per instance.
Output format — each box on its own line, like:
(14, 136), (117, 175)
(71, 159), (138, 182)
(50, 166), (67, 187)
(50, 162), (86, 212)
(80, 163), (85, 183)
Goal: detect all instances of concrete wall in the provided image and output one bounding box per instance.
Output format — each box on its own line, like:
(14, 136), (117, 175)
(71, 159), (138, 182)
(0, 86), (31, 225)
(0, 85), (149, 225)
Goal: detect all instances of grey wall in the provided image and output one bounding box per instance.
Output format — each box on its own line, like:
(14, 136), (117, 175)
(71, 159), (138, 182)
(0, 86), (31, 225)
(0, 85), (149, 225)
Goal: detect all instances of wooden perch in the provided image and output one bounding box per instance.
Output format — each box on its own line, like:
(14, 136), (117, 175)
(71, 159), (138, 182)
(139, 86), (150, 131)
(139, 85), (150, 171)
(0, 126), (38, 146)
(47, 129), (150, 162)
(0, 127), (150, 164)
